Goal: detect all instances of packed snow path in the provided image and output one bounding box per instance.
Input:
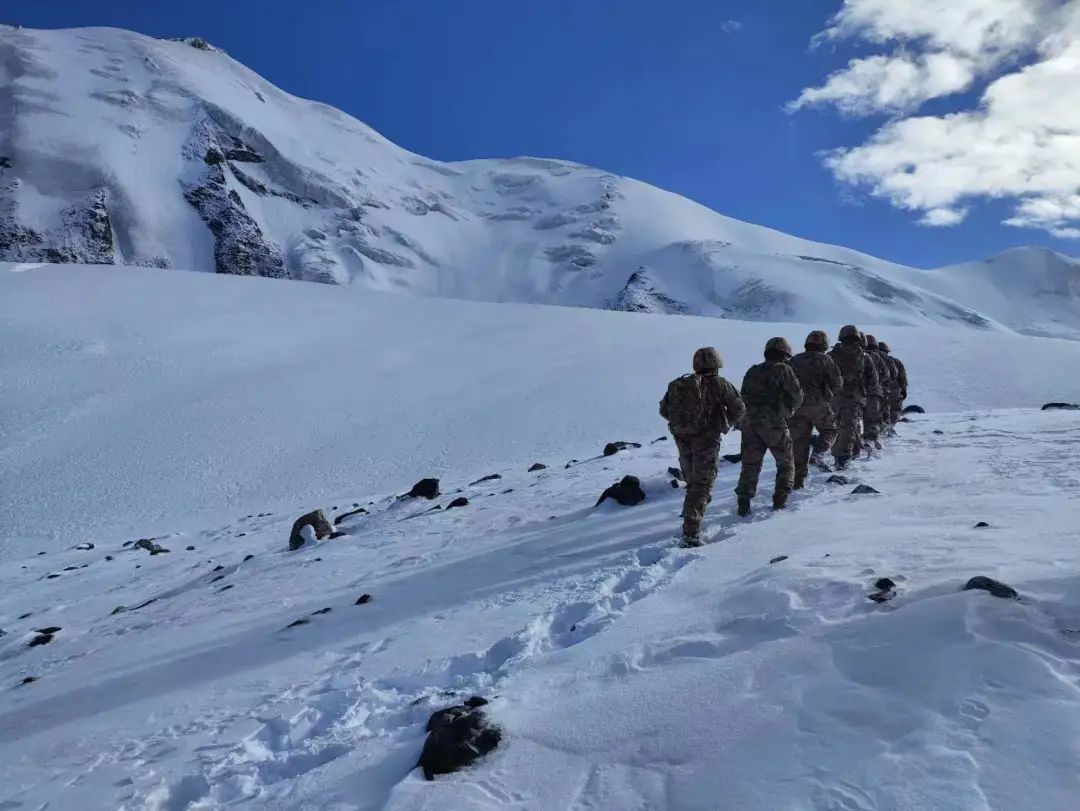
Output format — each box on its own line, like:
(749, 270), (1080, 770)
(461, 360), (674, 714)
(2, 409), (1079, 809)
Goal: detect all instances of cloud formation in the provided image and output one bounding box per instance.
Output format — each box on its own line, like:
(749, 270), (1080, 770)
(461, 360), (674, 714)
(792, 0), (1080, 238)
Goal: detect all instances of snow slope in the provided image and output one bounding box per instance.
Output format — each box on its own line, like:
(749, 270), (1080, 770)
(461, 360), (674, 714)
(2, 404), (1079, 810)
(4, 262), (1080, 548)
(2, 25), (1078, 335)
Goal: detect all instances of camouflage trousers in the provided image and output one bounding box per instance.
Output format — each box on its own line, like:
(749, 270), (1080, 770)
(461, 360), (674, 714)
(675, 435), (719, 535)
(789, 403), (838, 482)
(863, 395), (884, 441)
(889, 394), (904, 425)
(832, 396), (864, 462)
(736, 420), (794, 500)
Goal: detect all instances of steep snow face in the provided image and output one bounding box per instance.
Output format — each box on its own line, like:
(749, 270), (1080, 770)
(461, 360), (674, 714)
(2, 25), (1077, 333)
(3, 262), (1080, 549)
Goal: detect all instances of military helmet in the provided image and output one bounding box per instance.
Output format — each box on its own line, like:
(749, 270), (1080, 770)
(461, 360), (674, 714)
(878, 341), (891, 353)
(865, 334), (879, 350)
(838, 324), (860, 343)
(692, 346), (722, 372)
(805, 329), (829, 350)
(765, 336), (793, 357)
(858, 331), (867, 347)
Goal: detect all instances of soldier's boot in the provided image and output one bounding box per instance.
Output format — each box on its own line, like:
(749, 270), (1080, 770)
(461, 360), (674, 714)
(681, 519), (701, 547)
(834, 455), (851, 470)
(874, 439), (883, 450)
(772, 492), (789, 511)
(810, 451), (828, 470)
(737, 497), (752, 517)
(793, 474), (806, 490)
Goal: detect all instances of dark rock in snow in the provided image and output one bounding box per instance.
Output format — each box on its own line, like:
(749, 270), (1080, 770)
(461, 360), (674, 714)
(974, 521), (990, 528)
(851, 484), (880, 495)
(19, 676), (37, 686)
(74, 543), (94, 551)
(529, 463), (547, 472)
(111, 606), (128, 615)
(63, 566), (78, 572)
(501, 488), (514, 494)
(963, 576), (1018, 600)
(1041, 402), (1080, 411)
(244, 554), (255, 561)
(329, 531), (347, 539)
(289, 509), (333, 550)
(408, 478), (441, 499)
(769, 555), (789, 564)
(446, 497), (469, 510)
(668, 466), (684, 481)
(186, 546), (196, 551)
(285, 618), (310, 629)
(311, 607), (332, 615)
(105, 555), (113, 561)
(932, 430), (944, 435)
(45, 574), (60, 580)
(333, 507), (368, 525)
(722, 453), (742, 464)
(210, 575), (225, 583)
(37, 551), (47, 555)
(469, 474), (502, 486)
(603, 441), (641, 456)
(213, 565), (225, 572)
(135, 538), (170, 555)
(874, 578), (896, 592)
(17, 613), (32, 620)
(902, 405), (925, 414)
(596, 475), (646, 507)
(29, 633), (54, 647)
(652, 436), (668, 443)
(355, 594), (373, 605)
(826, 475), (849, 485)
(418, 701), (501, 780)
(218, 584), (234, 592)
(671, 480), (679, 489)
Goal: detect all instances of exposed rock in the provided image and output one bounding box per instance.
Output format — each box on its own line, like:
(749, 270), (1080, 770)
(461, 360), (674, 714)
(213, 565), (225, 572)
(1042, 402), (1080, 411)
(851, 484), (880, 494)
(311, 607), (332, 615)
(528, 463), (547, 472)
(902, 405), (925, 414)
(722, 454), (742, 464)
(329, 531), (347, 539)
(418, 700), (501, 780)
(932, 430), (944, 435)
(243, 554), (255, 561)
(769, 555), (789, 564)
(135, 538), (170, 555)
(74, 543), (95, 551)
(105, 555), (113, 561)
(28, 633), (54, 647)
(186, 545), (196, 551)
(469, 474), (502, 486)
(355, 594), (373, 605)
(334, 507), (368, 525)
(668, 466), (684, 481)
(446, 497), (469, 510)
(408, 478), (440, 499)
(671, 480), (679, 489)
(285, 618), (310, 629)
(963, 576), (1018, 600)
(19, 676), (37, 686)
(868, 577), (898, 603)
(45, 574), (60, 580)
(218, 584), (234, 592)
(289, 509), (332, 551)
(210, 575), (225, 583)
(603, 441), (641, 456)
(609, 267), (690, 314)
(974, 521), (990, 528)
(596, 475), (646, 507)
(652, 436), (668, 443)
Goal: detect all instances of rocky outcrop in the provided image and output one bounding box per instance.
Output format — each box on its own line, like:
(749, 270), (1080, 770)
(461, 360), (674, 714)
(418, 698), (501, 780)
(288, 509), (332, 551)
(609, 268), (690, 314)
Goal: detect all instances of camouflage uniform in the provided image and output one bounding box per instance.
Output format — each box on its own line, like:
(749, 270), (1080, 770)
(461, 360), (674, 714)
(660, 348), (745, 538)
(880, 343), (907, 424)
(829, 327), (878, 467)
(788, 331), (844, 488)
(736, 344), (803, 508)
(862, 338), (889, 443)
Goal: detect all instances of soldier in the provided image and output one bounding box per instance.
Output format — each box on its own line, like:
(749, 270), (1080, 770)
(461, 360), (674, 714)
(829, 325), (878, 469)
(659, 347), (745, 546)
(736, 337), (803, 516)
(788, 330), (844, 490)
(863, 335), (890, 449)
(878, 341), (907, 424)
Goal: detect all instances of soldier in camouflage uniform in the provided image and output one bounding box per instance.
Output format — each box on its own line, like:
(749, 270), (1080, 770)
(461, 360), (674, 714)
(829, 325), (878, 469)
(878, 341), (907, 424)
(660, 347), (745, 545)
(736, 337), (803, 515)
(863, 335), (890, 448)
(788, 330), (844, 490)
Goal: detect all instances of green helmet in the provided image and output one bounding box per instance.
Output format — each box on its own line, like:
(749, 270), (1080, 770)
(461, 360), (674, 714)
(865, 334), (879, 350)
(839, 324), (860, 343)
(878, 341), (891, 353)
(805, 330), (829, 350)
(765, 336), (793, 357)
(692, 346), (722, 372)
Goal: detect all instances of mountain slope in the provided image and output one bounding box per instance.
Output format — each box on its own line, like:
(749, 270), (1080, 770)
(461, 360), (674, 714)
(2, 25), (1076, 334)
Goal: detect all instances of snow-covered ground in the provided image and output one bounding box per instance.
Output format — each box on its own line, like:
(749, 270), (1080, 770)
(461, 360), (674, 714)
(2, 262), (1080, 809)
(3, 25), (1079, 336)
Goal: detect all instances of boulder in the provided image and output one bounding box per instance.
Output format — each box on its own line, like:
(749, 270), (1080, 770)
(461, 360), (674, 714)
(963, 576), (1018, 600)
(528, 463), (547, 472)
(288, 510), (332, 551)
(408, 478), (441, 499)
(28, 633), (54, 647)
(974, 521), (990, 528)
(418, 700), (501, 780)
(722, 453), (742, 464)
(902, 405), (925, 414)
(826, 475), (849, 485)
(868, 577), (898, 603)
(355, 594), (373, 605)
(932, 429), (944, 435)
(243, 554), (255, 561)
(135, 538), (170, 555)
(603, 441), (641, 456)
(596, 475), (646, 507)
(1041, 402), (1080, 411)
(769, 555), (789, 564)
(333, 507), (368, 525)
(851, 484), (880, 495)
(446, 497), (469, 510)
(469, 474), (502, 486)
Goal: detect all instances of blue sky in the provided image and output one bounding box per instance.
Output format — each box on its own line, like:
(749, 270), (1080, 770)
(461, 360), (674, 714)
(8, 0), (1074, 267)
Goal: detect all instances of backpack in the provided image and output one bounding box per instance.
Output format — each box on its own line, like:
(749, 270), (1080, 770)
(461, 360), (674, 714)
(663, 374), (711, 437)
(742, 362), (789, 413)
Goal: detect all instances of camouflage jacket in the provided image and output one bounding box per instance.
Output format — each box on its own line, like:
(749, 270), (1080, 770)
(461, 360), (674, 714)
(740, 361), (803, 424)
(659, 372), (746, 440)
(789, 350), (844, 408)
(829, 344), (879, 402)
(889, 356), (908, 398)
(869, 350), (892, 396)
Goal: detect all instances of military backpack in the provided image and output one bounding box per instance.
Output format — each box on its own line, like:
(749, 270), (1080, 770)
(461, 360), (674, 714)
(663, 374), (712, 437)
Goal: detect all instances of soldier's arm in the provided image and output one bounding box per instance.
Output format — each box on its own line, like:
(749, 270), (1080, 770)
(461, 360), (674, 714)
(784, 367), (804, 414)
(723, 380), (746, 430)
(827, 357), (844, 397)
(864, 356), (880, 396)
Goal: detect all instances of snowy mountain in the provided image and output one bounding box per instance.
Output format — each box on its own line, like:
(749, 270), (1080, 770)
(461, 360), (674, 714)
(2, 262), (1080, 809)
(2, 24), (1078, 336)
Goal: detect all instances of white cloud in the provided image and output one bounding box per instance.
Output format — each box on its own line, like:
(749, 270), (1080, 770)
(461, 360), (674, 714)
(721, 20), (742, 35)
(792, 0), (1080, 238)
